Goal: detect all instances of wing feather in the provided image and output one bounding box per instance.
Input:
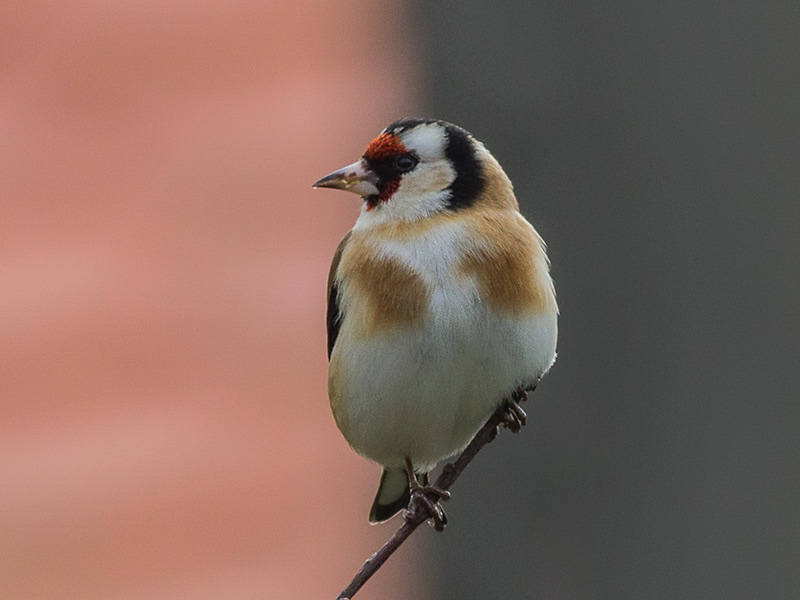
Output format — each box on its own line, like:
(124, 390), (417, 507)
(326, 232), (351, 359)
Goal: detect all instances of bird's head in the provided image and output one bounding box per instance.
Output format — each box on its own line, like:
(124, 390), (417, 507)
(314, 119), (515, 224)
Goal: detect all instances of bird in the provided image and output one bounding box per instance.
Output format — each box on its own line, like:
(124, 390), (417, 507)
(313, 119), (557, 527)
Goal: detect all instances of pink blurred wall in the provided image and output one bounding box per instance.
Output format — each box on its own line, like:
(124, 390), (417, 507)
(0, 1), (426, 598)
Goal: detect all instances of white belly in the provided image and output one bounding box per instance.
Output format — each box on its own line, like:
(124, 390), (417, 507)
(329, 284), (557, 471)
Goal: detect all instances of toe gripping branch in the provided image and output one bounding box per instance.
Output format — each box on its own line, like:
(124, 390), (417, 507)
(500, 383), (536, 433)
(404, 459), (452, 532)
(407, 484), (451, 532)
(501, 388), (528, 433)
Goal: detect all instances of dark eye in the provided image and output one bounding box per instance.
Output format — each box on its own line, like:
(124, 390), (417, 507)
(394, 154), (418, 173)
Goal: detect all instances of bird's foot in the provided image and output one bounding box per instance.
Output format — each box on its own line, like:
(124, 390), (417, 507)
(405, 483), (451, 532)
(500, 387), (529, 433)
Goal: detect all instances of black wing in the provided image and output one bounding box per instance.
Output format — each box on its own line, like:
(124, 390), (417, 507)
(326, 232), (351, 359)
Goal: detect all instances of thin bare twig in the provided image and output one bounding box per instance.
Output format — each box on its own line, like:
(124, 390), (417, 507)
(334, 389), (530, 600)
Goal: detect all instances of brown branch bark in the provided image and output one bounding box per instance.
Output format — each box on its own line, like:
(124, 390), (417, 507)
(334, 388), (530, 600)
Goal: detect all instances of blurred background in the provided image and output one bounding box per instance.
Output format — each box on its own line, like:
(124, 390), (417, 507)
(1, 1), (798, 599)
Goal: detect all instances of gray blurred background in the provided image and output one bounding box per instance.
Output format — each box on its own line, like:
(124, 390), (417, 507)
(415, 1), (800, 598)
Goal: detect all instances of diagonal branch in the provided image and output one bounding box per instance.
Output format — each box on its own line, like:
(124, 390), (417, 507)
(334, 388), (531, 600)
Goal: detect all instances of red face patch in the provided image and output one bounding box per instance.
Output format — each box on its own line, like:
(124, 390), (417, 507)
(365, 177), (400, 211)
(363, 132), (407, 162)
(361, 132), (409, 210)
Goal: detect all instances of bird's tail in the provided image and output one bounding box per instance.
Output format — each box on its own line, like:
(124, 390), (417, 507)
(368, 467), (428, 523)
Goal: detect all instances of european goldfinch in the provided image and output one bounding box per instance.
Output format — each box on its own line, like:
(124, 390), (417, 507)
(314, 119), (557, 524)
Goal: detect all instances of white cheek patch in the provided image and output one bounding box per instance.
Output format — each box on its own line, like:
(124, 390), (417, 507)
(399, 159), (456, 199)
(354, 186), (452, 227)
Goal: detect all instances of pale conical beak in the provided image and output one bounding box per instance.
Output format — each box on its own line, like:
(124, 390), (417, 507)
(313, 159), (380, 197)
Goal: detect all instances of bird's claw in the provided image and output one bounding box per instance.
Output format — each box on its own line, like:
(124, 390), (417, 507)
(500, 388), (529, 433)
(405, 484), (450, 531)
